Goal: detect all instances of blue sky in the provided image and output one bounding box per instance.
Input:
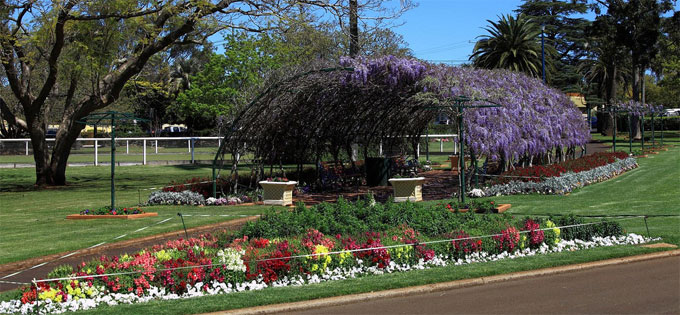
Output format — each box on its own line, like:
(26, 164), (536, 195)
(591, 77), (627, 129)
(392, 0), (539, 64)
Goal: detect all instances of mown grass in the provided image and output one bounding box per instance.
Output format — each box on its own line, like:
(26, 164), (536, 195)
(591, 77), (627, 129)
(0, 165), (279, 265)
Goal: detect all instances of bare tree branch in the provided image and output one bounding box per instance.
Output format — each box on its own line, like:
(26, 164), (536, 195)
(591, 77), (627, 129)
(0, 96), (27, 131)
(67, 6), (163, 21)
(32, 1), (76, 112)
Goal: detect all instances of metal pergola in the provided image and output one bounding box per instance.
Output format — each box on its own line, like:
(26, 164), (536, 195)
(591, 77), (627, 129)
(425, 95), (502, 204)
(603, 105), (656, 153)
(78, 111), (148, 211)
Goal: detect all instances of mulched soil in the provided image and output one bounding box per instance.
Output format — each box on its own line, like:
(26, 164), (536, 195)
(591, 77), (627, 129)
(0, 140), (615, 293)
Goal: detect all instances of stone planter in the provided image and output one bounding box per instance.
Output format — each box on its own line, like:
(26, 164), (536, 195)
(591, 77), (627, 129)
(388, 177), (425, 202)
(259, 181), (297, 206)
(66, 213), (158, 220)
(449, 155), (460, 174)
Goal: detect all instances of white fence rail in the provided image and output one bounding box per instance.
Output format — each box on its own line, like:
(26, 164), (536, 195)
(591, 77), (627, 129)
(0, 135), (459, 167)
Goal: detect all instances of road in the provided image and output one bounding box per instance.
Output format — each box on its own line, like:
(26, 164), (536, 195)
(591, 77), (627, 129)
(287, 255), (680, 314)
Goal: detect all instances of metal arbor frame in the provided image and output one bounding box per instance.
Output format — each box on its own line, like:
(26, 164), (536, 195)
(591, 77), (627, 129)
(603, 106), (655, 154)
(424, 95), (502, 204)
(78, 111), (148, 211)
(210, 67), (355, 198)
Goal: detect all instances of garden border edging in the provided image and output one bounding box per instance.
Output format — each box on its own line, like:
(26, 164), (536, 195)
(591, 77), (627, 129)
(214, 249), (680, 315)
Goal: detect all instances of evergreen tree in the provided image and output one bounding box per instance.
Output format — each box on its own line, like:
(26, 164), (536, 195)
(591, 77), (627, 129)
(470, 14), (551, 78)
(515, 0), (591, 91)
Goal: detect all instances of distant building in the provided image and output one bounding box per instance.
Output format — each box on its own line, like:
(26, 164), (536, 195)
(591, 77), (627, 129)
(567, 92), (588, 115)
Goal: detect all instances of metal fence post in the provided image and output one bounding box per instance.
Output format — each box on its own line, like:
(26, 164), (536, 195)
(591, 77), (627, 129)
(25, 140), (29, 155)
(94, 139), (98, 166)
(126, 140), (129, 154)
(454, 136), (458, 154)
(440, 138), (443, 152)
(143, 139), (147, 165)
(155, 140), (158, 154)
(188, 139), (191, 153)
(190, 138), (195, 163)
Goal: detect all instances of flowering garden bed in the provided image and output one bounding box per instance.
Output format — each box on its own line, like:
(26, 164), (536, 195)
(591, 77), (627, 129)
(66, 213), (158, 220)
(66, 207), (157, 220)
(491, 152), (631, 185)
(484, 153), (638, 196)
(0, 199), (657, 314)
(147, 190), (253, 206)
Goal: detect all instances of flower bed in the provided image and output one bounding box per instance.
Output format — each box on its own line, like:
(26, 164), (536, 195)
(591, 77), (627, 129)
(491, 152), (631, 185)
(66, 207), (158, 220)
(0, 223), (654, 314)
(79, 207), (145, 216)
(2, 196), (647, 315)
(205, 196), (254, 206)
(147, 190), (253, 206)
(483, 157), (638, 196)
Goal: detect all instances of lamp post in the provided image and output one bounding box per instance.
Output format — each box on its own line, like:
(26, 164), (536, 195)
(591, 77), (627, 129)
(541, 24), (546, 83)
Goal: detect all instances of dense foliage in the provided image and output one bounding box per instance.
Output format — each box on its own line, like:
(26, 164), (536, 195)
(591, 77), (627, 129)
(235, 197), (618, 241)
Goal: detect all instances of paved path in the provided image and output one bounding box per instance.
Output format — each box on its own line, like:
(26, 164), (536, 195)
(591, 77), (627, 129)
(288, 255), (680, 315)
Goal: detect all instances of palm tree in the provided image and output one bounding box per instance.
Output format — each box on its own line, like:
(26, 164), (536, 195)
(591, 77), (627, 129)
(470, 14), (551, 79)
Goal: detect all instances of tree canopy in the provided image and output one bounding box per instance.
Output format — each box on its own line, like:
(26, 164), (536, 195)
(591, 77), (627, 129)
(470, 14), (554, 79)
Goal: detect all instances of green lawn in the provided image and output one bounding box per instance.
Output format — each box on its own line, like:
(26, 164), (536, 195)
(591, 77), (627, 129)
(591, 130), (680, 152)
(0, 144), (678, 313)
(0, 165), (279, 264)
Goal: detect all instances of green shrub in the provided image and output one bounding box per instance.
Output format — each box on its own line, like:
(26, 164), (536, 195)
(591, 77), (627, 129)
(47, 264), (74, 280)
(550, 214), (623, 240)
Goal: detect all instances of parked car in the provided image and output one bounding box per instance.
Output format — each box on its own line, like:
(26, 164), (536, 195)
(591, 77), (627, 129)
(45, 128), (58, 138)
(664, 108), (680, 117)
(160, 125), (187, 136)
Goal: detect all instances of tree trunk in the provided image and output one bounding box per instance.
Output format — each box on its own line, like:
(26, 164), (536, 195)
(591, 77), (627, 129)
(600, 64), (617, 136)
(48, 119), (84, 185)
(29, 110), (86, 186)
(600, 106), (614, 136)
(631, 65), (642, 139)
(349, 0), (359, 57)
(27, 114), (50, 186)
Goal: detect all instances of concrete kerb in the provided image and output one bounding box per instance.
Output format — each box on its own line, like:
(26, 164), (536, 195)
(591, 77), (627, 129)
(211, 249), (680, 315)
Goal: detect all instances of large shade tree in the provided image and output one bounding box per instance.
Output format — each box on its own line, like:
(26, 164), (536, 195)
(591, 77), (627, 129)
(0, 0), (412, 186)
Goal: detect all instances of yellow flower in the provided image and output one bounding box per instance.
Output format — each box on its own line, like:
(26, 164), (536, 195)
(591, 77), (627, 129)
(546, 220), (561, 244)
(154, 249), (172, 262)
(338, 251), (352, 265)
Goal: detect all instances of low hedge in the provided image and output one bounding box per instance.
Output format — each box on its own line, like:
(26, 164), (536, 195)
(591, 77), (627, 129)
(234, 197), (622, 242)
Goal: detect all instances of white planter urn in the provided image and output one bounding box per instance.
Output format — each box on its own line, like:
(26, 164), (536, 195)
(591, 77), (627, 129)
(259, 181), (298, 206)
(388, 177), (425, 202)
